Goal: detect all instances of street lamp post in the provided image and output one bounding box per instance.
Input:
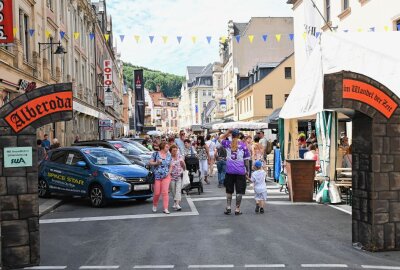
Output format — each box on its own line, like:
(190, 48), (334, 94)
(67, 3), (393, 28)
(38, 41), (67, 57)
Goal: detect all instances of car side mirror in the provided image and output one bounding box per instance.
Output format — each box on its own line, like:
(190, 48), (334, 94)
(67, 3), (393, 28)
(76, 161), (87, 167)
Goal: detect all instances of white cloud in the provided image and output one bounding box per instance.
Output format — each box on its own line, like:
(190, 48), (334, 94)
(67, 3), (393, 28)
(107, 0), (293, 75)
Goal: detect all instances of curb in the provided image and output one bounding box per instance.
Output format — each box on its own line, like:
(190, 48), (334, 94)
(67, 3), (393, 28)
(39, 199), (64, 217)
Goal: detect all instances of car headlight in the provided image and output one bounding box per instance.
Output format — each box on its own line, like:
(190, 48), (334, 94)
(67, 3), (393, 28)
(103, 172), (127, 182)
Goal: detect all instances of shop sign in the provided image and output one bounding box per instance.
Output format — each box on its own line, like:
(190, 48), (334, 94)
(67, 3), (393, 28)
(19, 79), (37, 92)
(104, 60), (113, 106)
(99, 119), (112, 127)
(0, 0), (14, 44)
(4, 147), (33, 168)
(343, 79), (398, 119)
(219, 99), (227, 112)
(4, 91), (73, 133)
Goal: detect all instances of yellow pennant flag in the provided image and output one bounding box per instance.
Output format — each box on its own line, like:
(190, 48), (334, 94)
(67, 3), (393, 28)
(275, 34), (282, 42)
(13, 27), (18, 38)
(74, 32), (80, 40)
(220, 36), (227, 43)
(248, 35), (254, 43)
(134, 35), (140, 43)
(104, 34), (110, 41)
(357, 28), (363, 32)
(191, 36), (197, 44)
(302, 32), (307, 40)
(45, 30), (51, 38)
(384, 25), (389, 31)
(162, 36), (168, 44)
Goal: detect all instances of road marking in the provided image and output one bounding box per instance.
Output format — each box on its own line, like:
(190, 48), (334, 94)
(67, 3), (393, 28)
(24, 267), (67, 270)
(301, 264), (348, 268)
(245, 264), (286, 268)
(188, 265), (234, 268)
(329, 205), (352, 215)
(186, 196), (199, 215)
(79, 267), (119, 269)
(362, 266), (400, 269)
(133, 265), (174, 269)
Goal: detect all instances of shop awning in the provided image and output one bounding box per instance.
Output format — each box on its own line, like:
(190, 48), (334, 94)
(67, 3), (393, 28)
(280, 32), (400, 119)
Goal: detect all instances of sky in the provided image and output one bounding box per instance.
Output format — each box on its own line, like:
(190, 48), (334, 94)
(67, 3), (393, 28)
(107, 0), (293, 76)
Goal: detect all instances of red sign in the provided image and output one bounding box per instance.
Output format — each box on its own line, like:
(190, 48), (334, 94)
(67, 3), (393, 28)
(5, 91), (73, 133)
(0, 0), (14, 44)
(343, 79), (398, 119)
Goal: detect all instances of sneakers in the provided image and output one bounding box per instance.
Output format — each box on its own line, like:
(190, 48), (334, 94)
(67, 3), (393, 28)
(172, 204), (177, 210)
(260, 208), (264, 214)
(218, 184), (223, 188)
(255, 205), (260, 213)
(163, 209), (170, 214)
(176, 205), (182, 211)
(152, 206), (157, 213)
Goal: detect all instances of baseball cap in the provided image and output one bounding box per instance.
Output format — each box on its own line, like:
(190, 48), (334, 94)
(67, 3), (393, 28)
(254, 160), (262, 168)
(232, 129), (240, 137)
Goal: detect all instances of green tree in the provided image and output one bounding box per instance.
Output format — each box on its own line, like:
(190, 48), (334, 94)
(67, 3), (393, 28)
(144, 80), (156, 91)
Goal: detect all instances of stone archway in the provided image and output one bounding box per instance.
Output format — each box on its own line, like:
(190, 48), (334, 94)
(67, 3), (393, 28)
(0, 83), (73, 268)
(324, 71), (400, 251)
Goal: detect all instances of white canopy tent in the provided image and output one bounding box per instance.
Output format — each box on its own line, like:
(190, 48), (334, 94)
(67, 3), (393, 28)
(212, 121), (269, 131)
(280, 32), (400, 119)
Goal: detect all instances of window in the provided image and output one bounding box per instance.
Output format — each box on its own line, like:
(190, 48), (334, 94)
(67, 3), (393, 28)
(60, 0), (65, 22)
(203, 90), (206, 96)
(208, 90), (212, 96)
(19, 11), (29, 61)
(203, 102), (206, 108)
(285, 67), (292, 79)
(48, 36), (55, 76)
(343, 0), (349, 10)
(285, 94), (289, 101)
(265, 95), (273, 109)
(325, 0), (331, 22)
(65, 152), (85, 166)
(47, 0), (54, 11)
(50, 151), (67, 164)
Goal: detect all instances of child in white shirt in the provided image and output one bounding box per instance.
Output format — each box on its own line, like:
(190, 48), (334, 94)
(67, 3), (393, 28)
(251, 160), (267, 213)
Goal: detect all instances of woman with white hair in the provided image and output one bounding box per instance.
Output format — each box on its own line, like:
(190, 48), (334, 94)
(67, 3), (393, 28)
(50, 138), (61, 149)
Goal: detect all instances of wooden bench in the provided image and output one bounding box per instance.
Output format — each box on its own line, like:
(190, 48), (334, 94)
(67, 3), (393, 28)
(335, 168), (352, 205)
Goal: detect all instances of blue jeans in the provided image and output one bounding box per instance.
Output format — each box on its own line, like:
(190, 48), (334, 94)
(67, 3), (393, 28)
(217, 160), (226, 185)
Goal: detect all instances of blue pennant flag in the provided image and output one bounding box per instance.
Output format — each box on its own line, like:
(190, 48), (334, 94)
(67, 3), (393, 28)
(60, 31), (65, 39)
(177, 36), (182, 43)
(369, 27), (375, 32)
(397, 25), (400, 31)
(262, 34), (268, 42)
(29, 29), (35, 36)
(315, 32), (321, 38)
(206, 36), (212, 44)
(289, 33), (294, 41)
(89, 33), (95, 40)
(343, 29), (349, 33)
(149, 36), (154, 43)
(120, 35), (125, 42)
(235, 35), (241, 43)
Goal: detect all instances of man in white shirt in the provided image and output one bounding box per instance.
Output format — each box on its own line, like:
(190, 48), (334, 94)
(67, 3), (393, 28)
(175, 130), (186, 156)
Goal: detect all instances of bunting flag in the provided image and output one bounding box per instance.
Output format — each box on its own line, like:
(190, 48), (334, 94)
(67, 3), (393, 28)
(357, 28), (363, 32)
(248, 35), (254, 43)
(162, 36), (168, 44)
(191, 36), (197, 43)
(104, 34), (110, 41)
(60, 31), (65, 39)
(29, 29), (35, 37)
(369, 27), (375, 32)
(235, 35), (241, 43)
(343, 29), (349, 32)
(302, 32), (307, 40)
(89, 33), (95, 40)
(275, 34), (281, 42)
(315, 32), (321, 38)
(206, 36), (212, 44)
(220, 36), (227, 43)
(120, 35), (125, 42)
(177, 36), (182, 44)
(73, 32), (80, 40)
(289, 33), (294, 41)
(149, 36), (154, 43)
(134, 35), (140, 43)
(45, 30), (51, 38)
(13, 27), (18, 38)
(262, 34), (268, 42)
(398, 24), (400, 31)
(384, 25), (389, 31)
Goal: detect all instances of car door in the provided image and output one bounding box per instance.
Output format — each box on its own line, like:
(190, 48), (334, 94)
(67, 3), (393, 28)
(62, 150), (92, 196)
(46, 150), (69, 192)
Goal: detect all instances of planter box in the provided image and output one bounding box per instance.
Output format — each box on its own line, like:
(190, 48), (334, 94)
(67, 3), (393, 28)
(286, 159), (316, 202)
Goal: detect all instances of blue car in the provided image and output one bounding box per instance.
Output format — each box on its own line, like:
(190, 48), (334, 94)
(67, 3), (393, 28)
(38, 147), (153, 207)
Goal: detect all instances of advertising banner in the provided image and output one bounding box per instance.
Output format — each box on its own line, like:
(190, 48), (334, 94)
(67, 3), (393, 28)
(219, 99), (227, 112)
(0, 0), (14, 44)
(134, 69), (145, 132)
(104, 60), (113, 106)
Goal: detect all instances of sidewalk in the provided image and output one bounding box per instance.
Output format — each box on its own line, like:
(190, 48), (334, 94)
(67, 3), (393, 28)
(39, 197), (64, 217)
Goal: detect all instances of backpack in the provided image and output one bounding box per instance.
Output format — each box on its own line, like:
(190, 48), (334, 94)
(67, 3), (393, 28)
(217, 147), (227, 160)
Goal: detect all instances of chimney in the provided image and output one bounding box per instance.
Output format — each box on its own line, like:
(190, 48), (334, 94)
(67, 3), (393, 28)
(156, 84), (161, 92)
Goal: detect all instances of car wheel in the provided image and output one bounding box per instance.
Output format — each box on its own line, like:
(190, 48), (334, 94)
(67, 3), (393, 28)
(38, 178), (51, 198)
(90, 185), (106, 207)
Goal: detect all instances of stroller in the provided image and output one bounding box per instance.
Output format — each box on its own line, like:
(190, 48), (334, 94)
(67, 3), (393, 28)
(183, 155), (204, 195)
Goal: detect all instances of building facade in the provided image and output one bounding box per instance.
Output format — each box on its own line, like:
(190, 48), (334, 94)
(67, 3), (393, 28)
(179, 64), (214, 131)
(219, 17), (294, 120)
(150, 87), (179, 134)
(236, 53), (295, 122)
(0, 0), (124, 146)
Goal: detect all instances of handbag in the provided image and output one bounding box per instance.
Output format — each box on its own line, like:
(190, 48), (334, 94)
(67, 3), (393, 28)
(182, 170), (190, 189)
(147, 152), (159, 184)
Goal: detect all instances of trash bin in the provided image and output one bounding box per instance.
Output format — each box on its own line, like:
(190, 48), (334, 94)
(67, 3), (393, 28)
(286, 159), (316, 202)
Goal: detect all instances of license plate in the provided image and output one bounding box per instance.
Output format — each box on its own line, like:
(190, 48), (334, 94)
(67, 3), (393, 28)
(134, 184), (150, 191)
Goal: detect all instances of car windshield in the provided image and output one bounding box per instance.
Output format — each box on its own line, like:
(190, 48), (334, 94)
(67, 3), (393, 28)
(83, 148), (131, 165)
(130, 140), (150, 152)
(110, 141), (142, 155)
